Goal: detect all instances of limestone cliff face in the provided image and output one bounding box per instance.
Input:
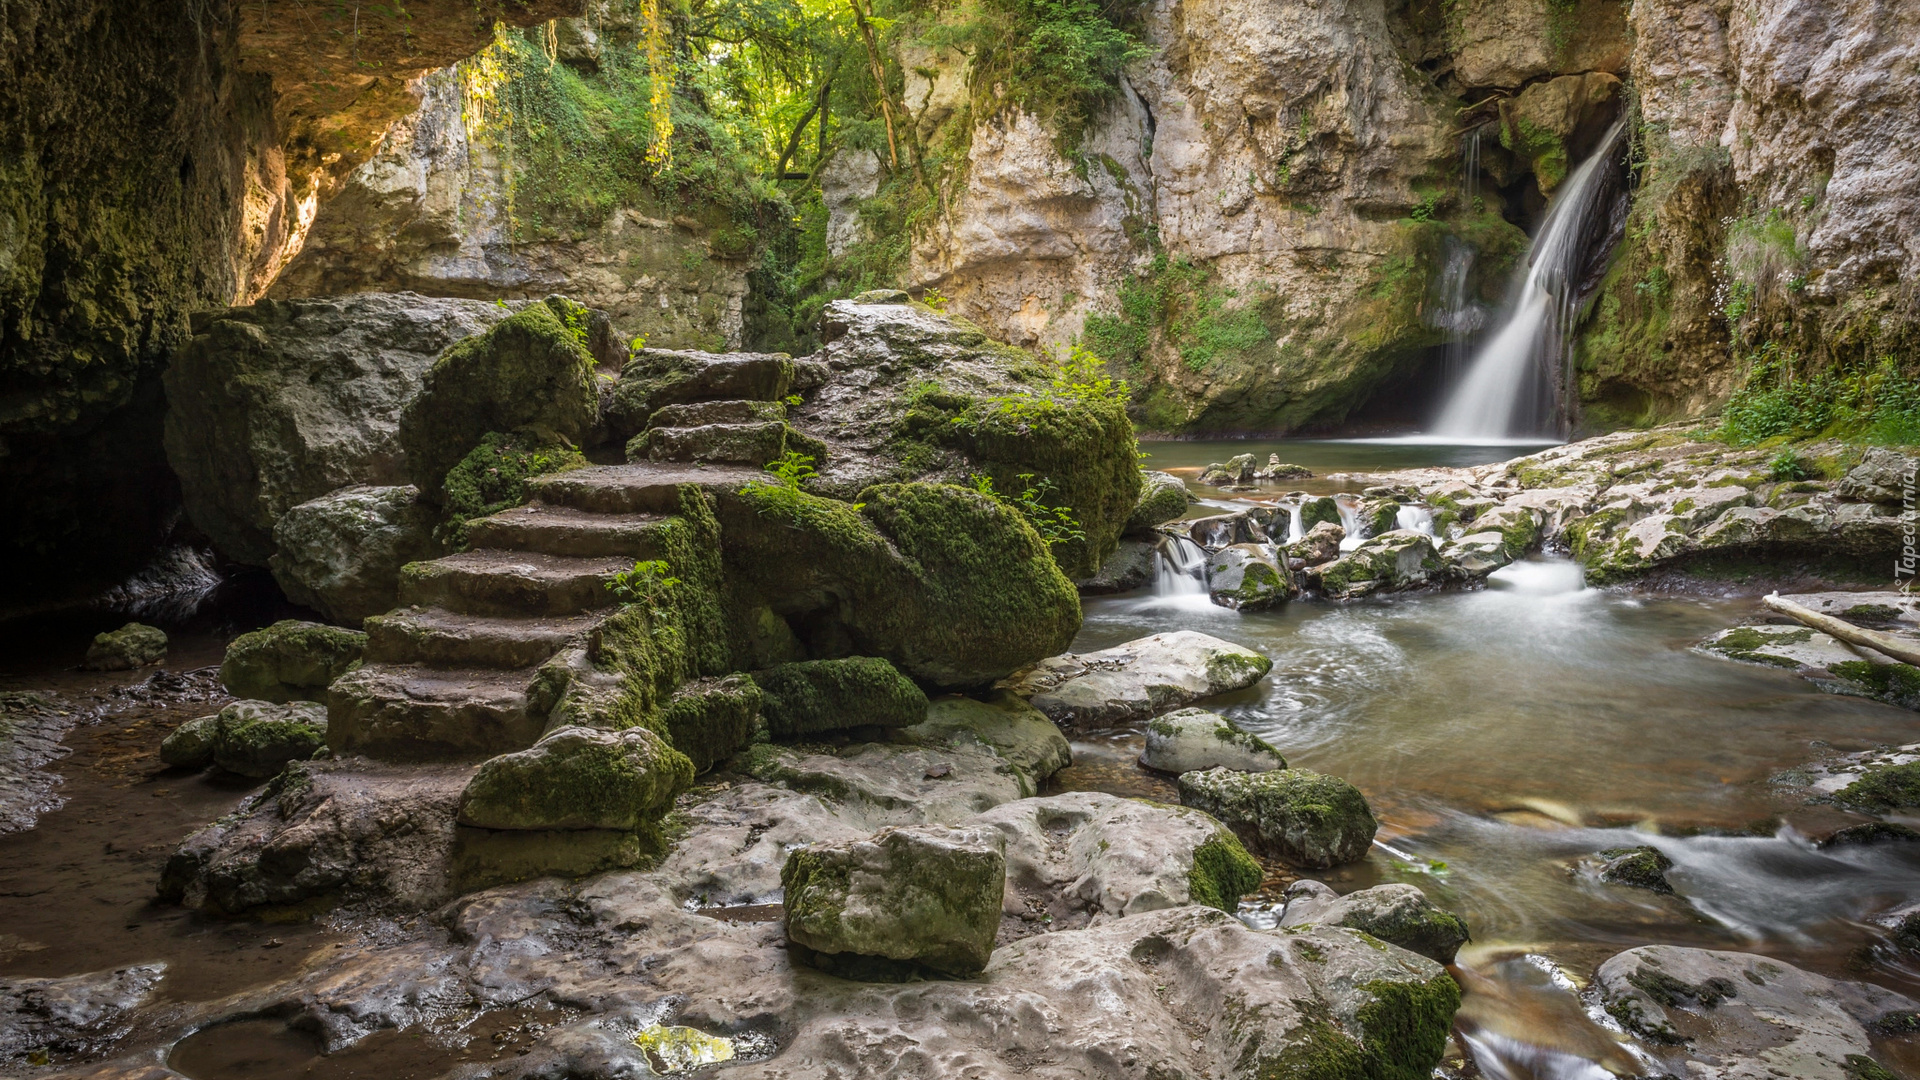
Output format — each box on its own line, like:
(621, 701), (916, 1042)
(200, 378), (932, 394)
(268, 64), (751, 352)
(1580, 0), (1920, 425)
(848, 0), (1628, 433)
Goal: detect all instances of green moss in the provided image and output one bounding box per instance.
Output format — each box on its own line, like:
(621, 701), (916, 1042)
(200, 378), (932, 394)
(1845, 1055), (1900, 1080)
(438, 430), (588, 547)
(656, 674), (762, 774)
(1831, 661), (1920, 709)
(1598, 846), (1674, 893)
(218, 620), (365, 703)
(719, 481), (1082, 687)
(1254, 973), (1459, 1080)
(1834, 759), (1920, 812)
(400, 298), (601, 498)
(1188, 830), (1263, 911)
(752, 656), (928, 737)
(456, 726), (694, 831)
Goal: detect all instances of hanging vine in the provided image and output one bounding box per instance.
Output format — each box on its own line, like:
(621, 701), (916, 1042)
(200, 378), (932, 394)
(640, 0), (675, 167)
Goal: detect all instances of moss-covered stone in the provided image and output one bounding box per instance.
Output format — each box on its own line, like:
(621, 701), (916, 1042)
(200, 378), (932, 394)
(82, 622), (168, 671)
(656, 674), (761, 774)
(1178, 767), (1378, 869)
(1834, 761), (1920, 814)
(1830, 660), (1920, 711)
(211, 700), (328, 778)
(753, 657), (929, 738)
(782, 824), (1006, 977)
(438, 431), (587, 547)
(399, 298), (601, 500)
(719, 481), (1081, 688)
(1252, 971), (1461, 1080)
(159, 714), (219, 769)
(1300, 497), (1342, 532)
(219, 620), (366, 704)
(456, 725), (694, 831)
(1188, 830), (1264, 911)
(1598, 845), (1675, 894)
(1142, 707), (1287, 774)
(1126, 470), (1191, 533)
(1206, 543), (1296, 610)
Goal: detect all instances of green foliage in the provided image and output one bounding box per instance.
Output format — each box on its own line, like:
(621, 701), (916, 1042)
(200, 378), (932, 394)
(969, 472), (1086, 550)
(739, 450), (829, 523)
(1081, 252), (1271, 374)
(438, 431), (587, 546)
(606, 558), (682, 608)
(1767, 449), (1811, 481)
(1716, 346), (1920, 447)
(924, 0), (1147, 139)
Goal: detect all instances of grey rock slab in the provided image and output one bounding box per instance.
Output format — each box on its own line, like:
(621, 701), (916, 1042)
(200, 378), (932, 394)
(1140, 706), (1287, 774)
(999, 630), (1273, 731)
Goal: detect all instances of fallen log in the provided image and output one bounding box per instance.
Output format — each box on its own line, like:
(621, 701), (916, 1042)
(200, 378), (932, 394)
(1763, 593), (1920, 667)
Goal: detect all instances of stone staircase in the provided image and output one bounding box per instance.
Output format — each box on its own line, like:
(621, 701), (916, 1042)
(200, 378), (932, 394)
(328, 462), (759, 763)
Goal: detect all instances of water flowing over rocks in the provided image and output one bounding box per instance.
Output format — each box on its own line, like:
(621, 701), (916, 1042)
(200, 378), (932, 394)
(999, 631), (1274, 731)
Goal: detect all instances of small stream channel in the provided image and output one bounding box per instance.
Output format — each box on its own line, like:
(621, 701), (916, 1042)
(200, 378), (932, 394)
(1063, 438), (1920, 1076)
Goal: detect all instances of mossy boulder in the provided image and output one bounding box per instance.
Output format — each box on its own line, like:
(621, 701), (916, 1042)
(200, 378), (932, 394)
(82, 622), (167, 671)
(1597, 846), (1675, 894)
(1126, 470), (1191, 533)
(1179, 767), (1378, 869)
(1287, 521), (1345, 565)
(1300, 496), (1342, 532)
(752, 657), (929, 738)
(211, 700), (328, 778)
(656, 674), (761, 773)
(1206, 543), (1295, 610)
(220, 620), (366, 704)
(1280, 881), (1471, 963)
(1313, 532), (1446, 599)
(1834, 761), (1920, 814)
(159, 715), (219, 769)
(782, 824), (1006, 977)
(894, 691), (1072, 794)
(399, 298), (601, 500)
(437, 431), (588, 546)
(719, 481), (1081, 688)
(456, 725), (694, 832)
(1141, 707), (1287, 774)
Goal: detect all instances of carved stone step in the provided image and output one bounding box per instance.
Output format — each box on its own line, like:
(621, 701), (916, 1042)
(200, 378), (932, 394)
(633, 421), (790, 466)
(398, 550), (631, 617)
(527, 463), (763, 515)
(364, 608), (602, 669)
(328, 663), (546, 762)
(466, 505), (675, 559)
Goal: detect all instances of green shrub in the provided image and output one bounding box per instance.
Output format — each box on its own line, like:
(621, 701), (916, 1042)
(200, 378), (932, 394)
(1717, 347), (1920, 447)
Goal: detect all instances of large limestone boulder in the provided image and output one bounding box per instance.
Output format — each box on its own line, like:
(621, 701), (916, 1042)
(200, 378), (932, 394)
(1179, 767), (1378, 869)
(1000, 631), (1273, 730)
(1698, 624), (1867, 671)
(751, 657), (929, 738)
(1075, 536), (1159, 594)
(219, 620), (366, 704)
(158, 715), (219, 769)
(398, 297), (602, 500)
(894, 692), (1072, 795)
(1838, 449), (1918, 504)
(1597, 945), (1918, 1077)
(210, 700), (329, 778)
(720, 482), (1082, 688)
(81, 623), (167, 671)
(971, 792), (1263, 919)
(655, 675), (761, 775)
(782, 824), (1007, 977)
(163, 294), (514, 564)
(456, 725), (694, 834)
(1141, 707), (1287, 774)
(269, 485), (442, 624)
(1278, 881), (1470, 963)
(604, 349), (794, 439)
(790, 296), (1142, 577)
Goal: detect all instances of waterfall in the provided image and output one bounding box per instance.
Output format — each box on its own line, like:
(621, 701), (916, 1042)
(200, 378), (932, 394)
(1152, 536), (1209, 597)
(1396, 505), (1435, 535)
(1285, 502), (1305, 544)
(1430, 125), (1490, 383)
(1433, 119), (1628, 441)
(1335, 496), (1365, 552)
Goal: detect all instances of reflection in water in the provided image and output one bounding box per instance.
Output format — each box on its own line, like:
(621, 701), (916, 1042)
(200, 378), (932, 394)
(1077, 552), (1920, 1073)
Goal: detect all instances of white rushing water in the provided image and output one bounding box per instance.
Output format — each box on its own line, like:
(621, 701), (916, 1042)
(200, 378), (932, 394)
(1433, 120), (1627, 442)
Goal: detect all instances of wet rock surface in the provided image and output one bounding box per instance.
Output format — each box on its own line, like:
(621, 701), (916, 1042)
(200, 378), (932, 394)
(1000, 631), (1273, 730)
(1178, 767), (1379, 869)
(1139, 706), (1287, 775)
